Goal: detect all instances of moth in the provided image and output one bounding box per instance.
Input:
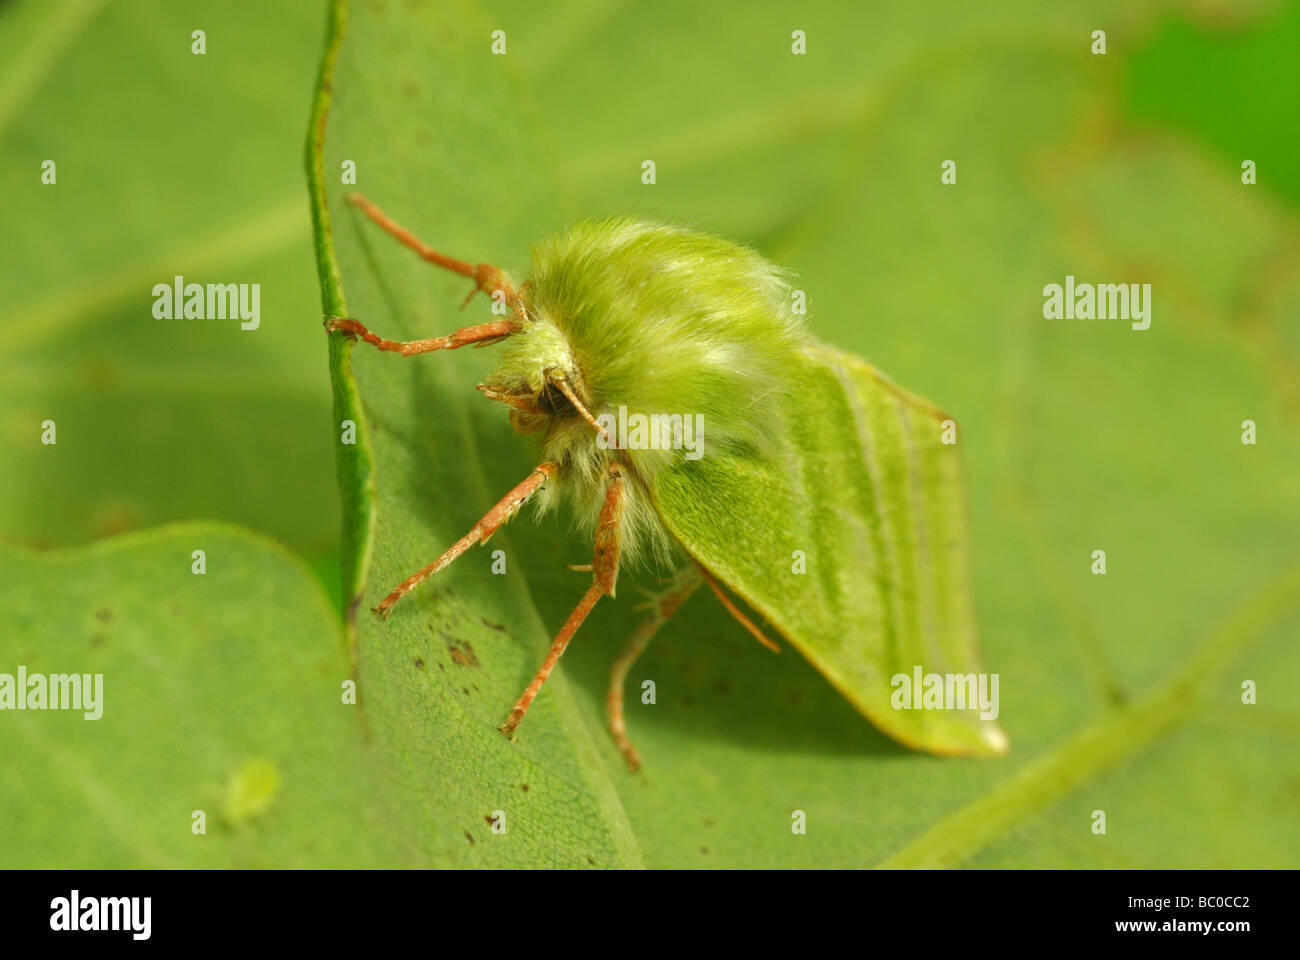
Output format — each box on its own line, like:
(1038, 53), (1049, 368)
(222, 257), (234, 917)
(328, 193), (1008, 769)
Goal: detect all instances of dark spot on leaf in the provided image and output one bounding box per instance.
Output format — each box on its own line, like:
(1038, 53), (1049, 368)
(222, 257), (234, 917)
(414, 657), (425, 669)
(95, 608), (112, 622)
(520, 783), (529, 792)
(464, 831), (475, 845)
(437, 662), (445, 671)
(481, 618), (507, 632)
(787, 689), (803, 704)
(462, 687), (470, 696)
(586, 857), (595, 866)
(448, 641), (479, 667)
(484, 814), (498, 827)
(90, 634), (106, 648)
(712, 680), (729, 695)
(700, 846), (710, 855)
(703, 818), (714, 828)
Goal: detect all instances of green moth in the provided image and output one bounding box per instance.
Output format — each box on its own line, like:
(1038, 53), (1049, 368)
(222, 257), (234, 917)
(329, 193), (1008, 769)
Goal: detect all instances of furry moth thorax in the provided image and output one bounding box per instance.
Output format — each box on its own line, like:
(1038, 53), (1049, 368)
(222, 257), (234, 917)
(483, 218), (808, 568)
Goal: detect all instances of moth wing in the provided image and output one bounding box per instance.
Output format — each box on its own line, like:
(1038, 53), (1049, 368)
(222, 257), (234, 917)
(650, 342), (1007, 756)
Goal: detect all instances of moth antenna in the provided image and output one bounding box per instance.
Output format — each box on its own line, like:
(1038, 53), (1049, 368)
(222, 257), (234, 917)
(696, 563), (780, 652)
(373, 462), (556, 617)
(548, 370), (611, 444)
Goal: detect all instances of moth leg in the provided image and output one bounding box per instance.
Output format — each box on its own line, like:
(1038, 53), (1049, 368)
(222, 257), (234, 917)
(345, 191), (518, 306)
(696, 562), (780, 652)
(499, 462), (627, 737)
(325, 316), (517, 356)
(373, 462), (557, 618)
(606, 566), (702, 772)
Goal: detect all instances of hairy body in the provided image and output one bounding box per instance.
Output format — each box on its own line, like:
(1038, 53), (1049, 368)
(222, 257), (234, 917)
(491, 218), (805, 567)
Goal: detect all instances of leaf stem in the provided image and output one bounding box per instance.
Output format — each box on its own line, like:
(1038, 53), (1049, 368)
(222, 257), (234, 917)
(305, 0), (375, 698)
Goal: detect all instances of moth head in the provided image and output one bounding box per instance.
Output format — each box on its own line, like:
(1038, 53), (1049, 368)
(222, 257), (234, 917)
(480, 316), (601, 440)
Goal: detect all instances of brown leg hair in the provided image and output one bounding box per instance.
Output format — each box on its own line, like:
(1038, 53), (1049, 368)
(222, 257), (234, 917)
(606, 566), (703, 771)
(326, 191), (523, 354)
(326, 316), (517, 356)
(346, 192), (516, 304)
(374, 462), (556, 618)
(499, 462), (628, 736)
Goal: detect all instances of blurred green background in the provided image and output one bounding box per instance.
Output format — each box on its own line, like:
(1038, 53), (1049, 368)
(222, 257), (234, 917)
(1, 0), (1297, 867)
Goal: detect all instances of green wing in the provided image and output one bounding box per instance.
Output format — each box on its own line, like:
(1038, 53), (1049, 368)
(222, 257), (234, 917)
(650, 342), (1007, 756)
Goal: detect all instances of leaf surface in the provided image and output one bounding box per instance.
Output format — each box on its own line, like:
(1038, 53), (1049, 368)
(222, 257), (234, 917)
(0, 525), (406, 867)
(0, 0), (337, 558)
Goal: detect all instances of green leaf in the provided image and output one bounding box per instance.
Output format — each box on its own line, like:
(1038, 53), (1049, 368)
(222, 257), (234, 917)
(0, 0), (336, 558)
(0, 524), (406, 868)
